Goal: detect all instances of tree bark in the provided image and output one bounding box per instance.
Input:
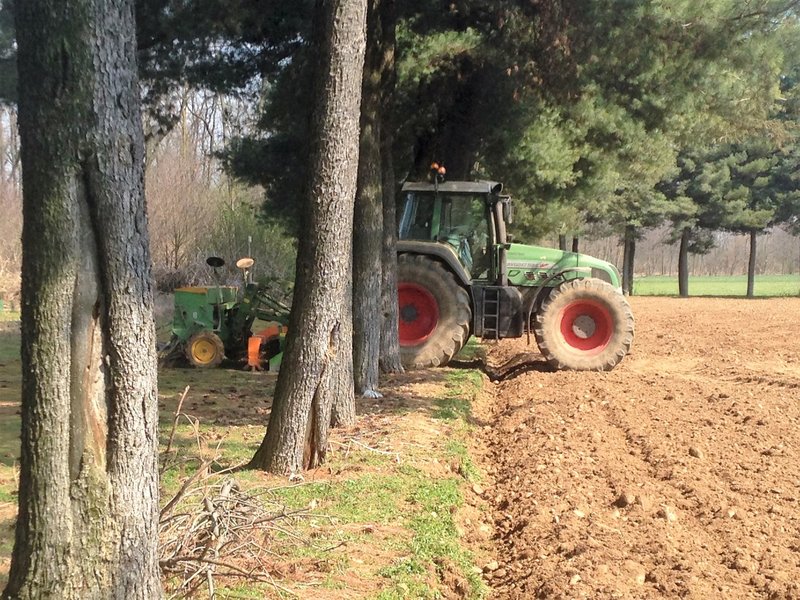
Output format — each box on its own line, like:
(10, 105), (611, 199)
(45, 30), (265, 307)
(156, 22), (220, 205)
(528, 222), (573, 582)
(6, 1), (162, 598)
(248, 0), (367, 475)
(331, 255), (356, 428)
(622, 225), (636, 296)
(558, 234), (568, 251)
(678, 226), (690, 297)
(378, 0), (404, 374)
(571, 236), (579, 253)
(353, 0), (383, 398)
(747, 229), (757, 298)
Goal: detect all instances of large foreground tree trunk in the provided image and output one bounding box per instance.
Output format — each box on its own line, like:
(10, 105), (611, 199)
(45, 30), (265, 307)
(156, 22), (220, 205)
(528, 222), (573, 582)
(378, 0), (403, 374)
(248, 0), (367, 475)
(5, 1), (162, 598)
(622, 225), (636, 296)
(747, 229), (757, 298)
(353, 0), (384, 398)
(678, 226), (690, 297)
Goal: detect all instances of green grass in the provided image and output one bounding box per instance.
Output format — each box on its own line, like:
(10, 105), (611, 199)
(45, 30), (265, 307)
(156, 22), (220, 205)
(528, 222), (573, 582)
(373, 372), (487, 600)
(634, 274), (800, 297)
(432, 370), (482, 421)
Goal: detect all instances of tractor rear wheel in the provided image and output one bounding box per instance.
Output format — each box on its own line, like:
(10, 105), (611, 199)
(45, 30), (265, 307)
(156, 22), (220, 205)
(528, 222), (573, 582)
(397, 254), (471, 369)
(534, 278), (634, 371)
(186, 331), (225, 368)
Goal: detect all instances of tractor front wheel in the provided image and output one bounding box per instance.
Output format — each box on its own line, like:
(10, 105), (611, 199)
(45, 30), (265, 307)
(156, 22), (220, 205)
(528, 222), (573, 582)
(397, 254), (471, 369)
(186, 331), (225, 368)
(534, 278), (634, 371)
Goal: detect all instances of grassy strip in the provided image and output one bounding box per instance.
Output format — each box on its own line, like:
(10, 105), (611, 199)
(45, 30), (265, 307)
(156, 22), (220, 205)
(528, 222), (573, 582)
(373, 369), (486, 599)
(634, 274), (800, 297)
(156, 361), (488, 598)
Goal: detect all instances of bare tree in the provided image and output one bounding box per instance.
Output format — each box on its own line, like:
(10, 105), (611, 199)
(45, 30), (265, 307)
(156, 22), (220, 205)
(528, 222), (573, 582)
(5, 0), (162, 598)
(248, 0), (367, 475)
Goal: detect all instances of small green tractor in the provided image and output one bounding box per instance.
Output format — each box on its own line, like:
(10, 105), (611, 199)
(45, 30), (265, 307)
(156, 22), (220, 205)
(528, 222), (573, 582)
(396, 179), (634, 371)
(161, 257), (290, 369)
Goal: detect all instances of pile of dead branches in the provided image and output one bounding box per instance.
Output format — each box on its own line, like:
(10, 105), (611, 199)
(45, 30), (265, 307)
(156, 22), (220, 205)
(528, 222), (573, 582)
(159, 474), (318, 598)
(158, 388), (324, 598)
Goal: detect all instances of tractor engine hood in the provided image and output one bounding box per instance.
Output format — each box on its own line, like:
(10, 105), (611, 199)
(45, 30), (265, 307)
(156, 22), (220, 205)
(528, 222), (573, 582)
(505, 243), (622, 289)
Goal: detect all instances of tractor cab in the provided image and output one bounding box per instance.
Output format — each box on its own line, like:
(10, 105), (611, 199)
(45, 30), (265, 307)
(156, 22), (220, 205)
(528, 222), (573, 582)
(398, 180), (508, 281)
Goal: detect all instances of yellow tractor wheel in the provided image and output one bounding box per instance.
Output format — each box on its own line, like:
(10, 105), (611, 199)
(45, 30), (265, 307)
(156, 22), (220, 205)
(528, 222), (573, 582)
(186, 331), (225, 368)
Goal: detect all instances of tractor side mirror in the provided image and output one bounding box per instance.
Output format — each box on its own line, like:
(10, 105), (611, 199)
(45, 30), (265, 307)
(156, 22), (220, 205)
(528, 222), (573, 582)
(501, 196), (513, 224)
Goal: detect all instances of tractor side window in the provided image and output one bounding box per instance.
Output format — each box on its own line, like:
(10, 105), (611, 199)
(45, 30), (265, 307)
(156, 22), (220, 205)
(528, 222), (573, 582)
(398, 193), (435, 240)
(439, 195), (490, 278)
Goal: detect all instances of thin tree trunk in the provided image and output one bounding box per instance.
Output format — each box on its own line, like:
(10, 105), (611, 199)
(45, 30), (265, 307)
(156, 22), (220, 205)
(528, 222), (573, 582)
(558, 234), (567, 251)
(571, 236), (579, 253)
(248, 0), (367, 475)
(6, 1), (162, 598)
(353, 0), (383, 398)
(622, 225), (636, 296)
(331, 253), (356, 428)
(747, 229), (757, 298)
(678, 226), (690, 297)
(377, 0), (403, 374)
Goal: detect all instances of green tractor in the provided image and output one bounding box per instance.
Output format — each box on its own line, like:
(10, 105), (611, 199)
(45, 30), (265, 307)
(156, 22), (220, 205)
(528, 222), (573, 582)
(396, 180), (634, 371)
(161, 256), (291, 369)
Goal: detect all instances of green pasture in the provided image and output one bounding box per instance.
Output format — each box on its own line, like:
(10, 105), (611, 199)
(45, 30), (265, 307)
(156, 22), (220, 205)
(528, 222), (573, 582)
(633, 274), (800, 297)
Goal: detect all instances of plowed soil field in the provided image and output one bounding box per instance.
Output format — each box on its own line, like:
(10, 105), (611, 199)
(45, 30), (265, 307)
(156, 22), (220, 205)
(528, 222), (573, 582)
(478, 297), (800, 599)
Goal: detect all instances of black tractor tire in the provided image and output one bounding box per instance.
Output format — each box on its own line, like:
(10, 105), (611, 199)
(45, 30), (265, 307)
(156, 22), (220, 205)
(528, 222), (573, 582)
(397, 254), (472, 369)
(534, 278), (634, 371)
(185, 331), (225, 368)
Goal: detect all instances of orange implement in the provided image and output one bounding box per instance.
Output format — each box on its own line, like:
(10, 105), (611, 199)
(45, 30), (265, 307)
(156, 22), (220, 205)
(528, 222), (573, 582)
(246, 324), (285, 370)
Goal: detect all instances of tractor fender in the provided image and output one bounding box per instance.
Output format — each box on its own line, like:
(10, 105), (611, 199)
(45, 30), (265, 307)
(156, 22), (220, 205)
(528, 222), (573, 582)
(397, 240), (471, 287)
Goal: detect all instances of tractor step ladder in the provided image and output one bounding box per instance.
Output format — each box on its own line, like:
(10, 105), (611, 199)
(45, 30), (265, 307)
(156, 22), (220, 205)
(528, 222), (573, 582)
(482, 287), (501, 340)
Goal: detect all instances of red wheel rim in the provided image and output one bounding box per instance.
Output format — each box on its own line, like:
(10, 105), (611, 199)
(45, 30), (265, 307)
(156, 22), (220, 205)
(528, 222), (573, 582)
(558, 299), (613, 354)
(398, 283), (439, 346)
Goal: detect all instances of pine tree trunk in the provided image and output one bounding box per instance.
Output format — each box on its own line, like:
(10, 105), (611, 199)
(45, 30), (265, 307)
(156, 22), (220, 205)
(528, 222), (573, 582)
(331, 255), (356, 428)
(378, 0), (403, 374)
(248, 0), (367, 475)
(571, 236), (579, 253)
(6, 1), (162, 598)
(353, 0), (383, 398)
(747, 229), (757, 298)
(678, 227), (690, 297)
(622, 225), (636, 296)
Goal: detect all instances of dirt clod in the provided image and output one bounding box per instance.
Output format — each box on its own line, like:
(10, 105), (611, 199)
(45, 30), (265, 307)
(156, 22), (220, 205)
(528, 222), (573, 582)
(689, 446), (705, 459)
(483, 561), (499, 572)
(613, 491), (636, 508)
(657, 505), (678, 522)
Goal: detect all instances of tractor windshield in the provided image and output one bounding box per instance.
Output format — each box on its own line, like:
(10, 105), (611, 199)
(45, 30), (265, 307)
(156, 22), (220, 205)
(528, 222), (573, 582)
(399, 191), (491, 278)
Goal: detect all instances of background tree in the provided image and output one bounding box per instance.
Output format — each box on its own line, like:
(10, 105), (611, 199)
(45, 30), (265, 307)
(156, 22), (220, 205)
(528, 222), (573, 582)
(5, 0), (162, 597)
(353, 0), (386, 398)
(248, 0), (367, 475)
(378, 0), (404, 373)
